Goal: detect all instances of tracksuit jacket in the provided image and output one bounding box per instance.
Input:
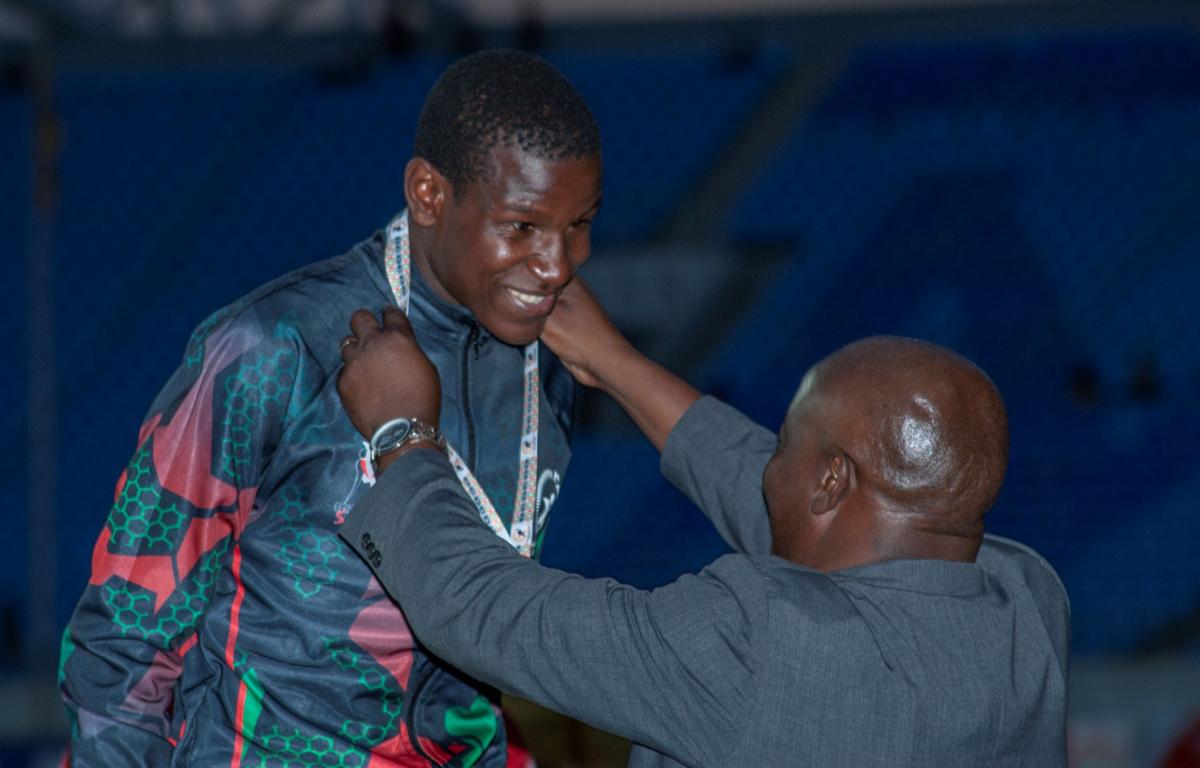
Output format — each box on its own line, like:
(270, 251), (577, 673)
(60, 216), (575, 767)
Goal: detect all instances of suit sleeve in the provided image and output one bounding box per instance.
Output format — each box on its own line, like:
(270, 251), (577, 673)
(660, 396), (777, 555)
(59, 310), (303, 766)
(340, 451), (767, 766)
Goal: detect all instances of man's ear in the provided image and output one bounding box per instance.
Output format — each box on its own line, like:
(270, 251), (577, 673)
(810, 452), (853, 516)
(404, 157), (447, 227)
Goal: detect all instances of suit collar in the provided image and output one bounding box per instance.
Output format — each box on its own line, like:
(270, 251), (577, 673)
(831, 557), (985, 597)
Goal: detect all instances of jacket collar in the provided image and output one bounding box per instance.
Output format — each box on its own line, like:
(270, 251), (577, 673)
(409, 251), (488, 344)
(830, 557), (985, 597)
(366, 212), (491, 346)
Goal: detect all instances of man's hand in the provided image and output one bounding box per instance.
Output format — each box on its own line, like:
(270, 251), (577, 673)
(543, 278), (701, 453)
(541, 278), (635, 392)
(337, 308), (441, 441)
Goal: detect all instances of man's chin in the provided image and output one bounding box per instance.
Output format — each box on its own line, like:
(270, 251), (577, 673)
(481, 316), (545, 348)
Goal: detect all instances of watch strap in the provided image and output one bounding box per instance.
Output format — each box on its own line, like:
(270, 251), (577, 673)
(369, 417), (446, 464)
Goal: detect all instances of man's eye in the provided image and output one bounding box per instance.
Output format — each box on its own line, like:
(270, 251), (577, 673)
(510, 221), (534, 232)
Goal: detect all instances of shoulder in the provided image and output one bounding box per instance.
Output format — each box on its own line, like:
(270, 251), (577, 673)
(978, 534), (1069, 612)
(694, 554), (773, 602)
(647, 555), (770, 642)
(646, 556), (771, 730)
(186, 231), (388, 375)
(689, 554), (855, 607)
(978, 534), (1071, 662)
(653, 555), (856, 643)
(224, 230), (387, 343)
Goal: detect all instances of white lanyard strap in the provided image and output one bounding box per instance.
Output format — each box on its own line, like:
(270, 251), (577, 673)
(384, 211), (540, 558)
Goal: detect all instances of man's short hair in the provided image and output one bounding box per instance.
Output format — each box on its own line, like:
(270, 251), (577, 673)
(414, 49), (601, 195)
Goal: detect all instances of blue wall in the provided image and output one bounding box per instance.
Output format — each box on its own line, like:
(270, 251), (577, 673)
(0, 86), (31, 656)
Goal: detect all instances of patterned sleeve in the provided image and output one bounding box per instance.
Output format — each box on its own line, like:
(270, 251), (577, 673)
(59, 308), (304, 766)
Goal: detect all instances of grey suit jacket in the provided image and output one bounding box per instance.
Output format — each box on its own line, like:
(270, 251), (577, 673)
(341, 397), (1070, 767)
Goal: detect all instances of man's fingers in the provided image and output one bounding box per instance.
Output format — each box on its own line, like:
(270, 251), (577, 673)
(381, 306), (414, 334)
(562, 275), (589, 300)
(349, 308), (380, 341)
(339, 335), (359, 362)
(342, 307), (418, 363)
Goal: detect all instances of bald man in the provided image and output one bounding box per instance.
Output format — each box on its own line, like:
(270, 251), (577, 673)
(333, 283), (1069, 767)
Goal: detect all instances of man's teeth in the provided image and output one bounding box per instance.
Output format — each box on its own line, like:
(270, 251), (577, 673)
(508, 288), (545, 306)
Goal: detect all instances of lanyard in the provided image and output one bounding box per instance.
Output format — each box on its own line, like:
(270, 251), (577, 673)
(384, 211), (540, 558)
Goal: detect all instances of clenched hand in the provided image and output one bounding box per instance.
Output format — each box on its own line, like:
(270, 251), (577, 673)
(337, 307), (441, 441)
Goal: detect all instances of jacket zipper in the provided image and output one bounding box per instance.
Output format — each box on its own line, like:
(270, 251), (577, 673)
(462, 322), (480, 468)
(400, 325), (483, 765)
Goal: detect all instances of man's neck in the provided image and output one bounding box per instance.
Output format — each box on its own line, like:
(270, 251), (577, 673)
(408, 226), (460, 308)
(867, 528), (982, 568)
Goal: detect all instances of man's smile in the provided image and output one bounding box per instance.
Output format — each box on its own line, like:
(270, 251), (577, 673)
(504, 286), (558, 316)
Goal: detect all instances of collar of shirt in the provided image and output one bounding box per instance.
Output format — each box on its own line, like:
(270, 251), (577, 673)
(830, 557), (985, 597)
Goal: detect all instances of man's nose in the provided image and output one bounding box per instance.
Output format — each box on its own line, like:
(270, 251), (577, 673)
(529, 234), (571, 287)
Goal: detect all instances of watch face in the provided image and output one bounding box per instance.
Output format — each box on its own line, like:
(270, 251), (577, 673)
(372, 418), (413, 454)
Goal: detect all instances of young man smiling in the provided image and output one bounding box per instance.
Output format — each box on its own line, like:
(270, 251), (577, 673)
(61, 51), (601, 767)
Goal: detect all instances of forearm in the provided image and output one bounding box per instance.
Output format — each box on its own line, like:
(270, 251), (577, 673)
(593, 339), (700, 453)
(540, 280), (699, 452)
(567, 318), (775, 553)
(343, 456), (666, 741)
(340, 450), (749, 764)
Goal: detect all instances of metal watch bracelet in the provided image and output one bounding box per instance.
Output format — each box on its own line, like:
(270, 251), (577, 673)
(368, 417), (446, 465)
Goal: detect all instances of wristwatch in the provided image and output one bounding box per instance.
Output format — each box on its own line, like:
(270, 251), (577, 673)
(368, 417), (447, 465)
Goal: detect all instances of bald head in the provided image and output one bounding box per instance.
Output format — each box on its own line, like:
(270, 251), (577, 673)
(764, 336), (1008, 569)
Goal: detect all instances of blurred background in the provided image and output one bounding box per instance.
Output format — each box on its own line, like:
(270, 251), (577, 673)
(3, 0), (1199, 766)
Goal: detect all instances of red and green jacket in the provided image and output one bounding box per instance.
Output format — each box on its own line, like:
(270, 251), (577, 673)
(59, 220), (575, 767)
